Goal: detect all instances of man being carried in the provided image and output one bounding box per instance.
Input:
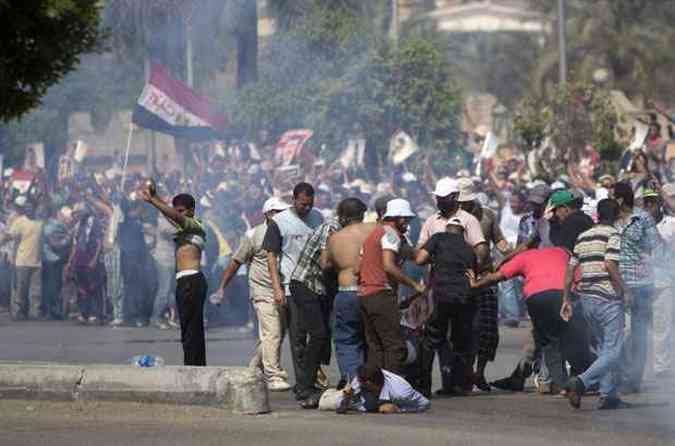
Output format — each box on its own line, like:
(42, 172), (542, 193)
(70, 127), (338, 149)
(322, 197), (377, 388)
(142, 185), (208, 366)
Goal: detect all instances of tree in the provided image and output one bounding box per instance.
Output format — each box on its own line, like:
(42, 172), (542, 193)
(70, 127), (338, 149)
(529, 0), (675, 102)
(233, 3), (459, 162)
(0, 0), (106, 122)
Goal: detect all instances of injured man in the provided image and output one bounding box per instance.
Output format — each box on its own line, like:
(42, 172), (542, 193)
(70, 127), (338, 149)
(319, 364), (430, 414)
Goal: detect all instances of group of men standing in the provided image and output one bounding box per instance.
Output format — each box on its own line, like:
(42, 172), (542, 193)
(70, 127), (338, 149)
(145, 173), (672, 414)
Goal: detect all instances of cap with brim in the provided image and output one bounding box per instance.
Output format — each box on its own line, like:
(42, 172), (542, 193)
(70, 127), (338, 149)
(433, 177), (459, 197)
(549, 190), (575, 208)
(262, 197), (290, 214)
(446, 217), (465, 229)
(598, 174), (615, 183)
(383, 198), (416, 219)
(642, 188), (660, 200)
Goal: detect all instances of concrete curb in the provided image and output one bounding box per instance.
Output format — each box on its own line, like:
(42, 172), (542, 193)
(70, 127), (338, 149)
(0, 363), (270, 414)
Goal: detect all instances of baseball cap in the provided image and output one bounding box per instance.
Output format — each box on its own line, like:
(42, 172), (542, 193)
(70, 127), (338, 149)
(446, 217), (465, 229)
(527, 184), (551, 205)
(457, 178), (475, 202)
(549, 190), (576, 208)
(262, 196), (290, 214)
(383, 199), (416, 219)
(433, 177), (459, 197)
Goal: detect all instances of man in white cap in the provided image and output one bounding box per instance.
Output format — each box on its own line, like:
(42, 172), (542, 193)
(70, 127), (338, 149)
(358, 198), (425, 376)
(213, 196), (292, 391)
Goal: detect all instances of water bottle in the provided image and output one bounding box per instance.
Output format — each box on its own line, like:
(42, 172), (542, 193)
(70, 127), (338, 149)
(130, 355), (165, 368)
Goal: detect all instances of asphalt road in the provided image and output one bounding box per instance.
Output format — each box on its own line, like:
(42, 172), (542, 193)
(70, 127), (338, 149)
(0, 312), (674, 446)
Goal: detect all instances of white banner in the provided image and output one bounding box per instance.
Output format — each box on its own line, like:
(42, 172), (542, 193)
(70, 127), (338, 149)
(137, 84), (210, 129)
(389, 130), (419, 165)
(338, 138), (366, 169)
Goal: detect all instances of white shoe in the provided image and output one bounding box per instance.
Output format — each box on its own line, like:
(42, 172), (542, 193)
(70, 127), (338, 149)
(267, 380), (291, 392)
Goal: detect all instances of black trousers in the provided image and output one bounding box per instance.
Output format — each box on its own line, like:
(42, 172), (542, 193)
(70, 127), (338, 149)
(425, 300), (476, 389)
(42, 260), (65, 318)
(288, 280), (331, 396)
(176, 272), (207, 366)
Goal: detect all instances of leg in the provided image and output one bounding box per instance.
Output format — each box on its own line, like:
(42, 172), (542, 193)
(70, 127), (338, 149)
(333, 291), (365, 382)
(653, 286), (674, 375)
(28, 267), (42, 319)
(625, 286), (653, 390)
(254, 300), (288, 382)
(426, 301), (452, 389)
(476, 287), (499, 384)
(449, 303), (478, 389)
(150, 261), (173, 323)
(175, 273), (207, 366)
(105, 247), (124, 322)
(287, 283), (309, 394)
(499, 279), (520, 325)
(578, 297), (624, 399)
(527, 292), (568, 388)
(364, 291), (407, 375)
(11, 266), (30, 319)
(360, 296), (384, 370)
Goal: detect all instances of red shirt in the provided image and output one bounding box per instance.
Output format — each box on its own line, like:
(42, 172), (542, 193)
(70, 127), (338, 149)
(358, 226), (401, 297)
(499, 247), (569, 299)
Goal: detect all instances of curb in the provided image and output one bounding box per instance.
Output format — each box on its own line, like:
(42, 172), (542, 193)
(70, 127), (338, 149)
(0, 362), (270, 414)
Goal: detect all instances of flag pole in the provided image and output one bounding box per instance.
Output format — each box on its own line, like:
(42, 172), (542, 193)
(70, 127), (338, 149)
(120, 123), (135, 191)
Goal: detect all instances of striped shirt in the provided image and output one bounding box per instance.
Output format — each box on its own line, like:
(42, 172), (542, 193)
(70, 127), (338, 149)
(569, 224), (622, 301)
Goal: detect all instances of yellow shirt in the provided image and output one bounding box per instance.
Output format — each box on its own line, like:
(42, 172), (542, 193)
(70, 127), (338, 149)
(9, 215), (43, 267)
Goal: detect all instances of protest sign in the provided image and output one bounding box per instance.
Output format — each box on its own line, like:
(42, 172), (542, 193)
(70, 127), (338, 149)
(275, 129), (313, 166)
(388, 130), (419, 165)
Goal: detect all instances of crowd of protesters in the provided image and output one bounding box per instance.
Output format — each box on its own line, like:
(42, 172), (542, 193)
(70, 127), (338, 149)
(1, 120), (674, 413)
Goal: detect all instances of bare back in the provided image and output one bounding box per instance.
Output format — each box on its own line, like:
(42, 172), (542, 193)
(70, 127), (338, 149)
(328, 222), (377, 288)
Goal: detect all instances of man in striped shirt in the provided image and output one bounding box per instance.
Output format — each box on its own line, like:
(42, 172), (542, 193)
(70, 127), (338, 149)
(561, 199), (630, 410)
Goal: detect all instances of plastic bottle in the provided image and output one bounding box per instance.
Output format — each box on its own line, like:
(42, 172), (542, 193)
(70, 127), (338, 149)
(130, 355), (165, 368)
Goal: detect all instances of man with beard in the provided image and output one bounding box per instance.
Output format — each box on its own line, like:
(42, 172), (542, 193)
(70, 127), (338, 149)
(358, 199), (425, 376)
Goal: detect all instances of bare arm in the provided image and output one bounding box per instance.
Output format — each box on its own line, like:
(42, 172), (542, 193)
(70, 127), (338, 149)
(468, 271), (506, 289)
(266, 251), (285, 304)
(319, 248), (333, 271)
(474, 242), (490, 271)
(606, 259), (631, 305)
(414, 248), (431, 266)
(382, 250), (424, 293)
(216, 259), (242, 292)
(84, 193), (112, 218)
(141, 186), (185, 227)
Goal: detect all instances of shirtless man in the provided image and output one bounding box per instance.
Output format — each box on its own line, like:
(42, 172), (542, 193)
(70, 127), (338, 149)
(142, 184), (208, 366)
(322, 198), (377, 387)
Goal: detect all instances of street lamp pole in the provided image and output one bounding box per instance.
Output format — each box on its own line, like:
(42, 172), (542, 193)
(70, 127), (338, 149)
(558, 0), (567, 84)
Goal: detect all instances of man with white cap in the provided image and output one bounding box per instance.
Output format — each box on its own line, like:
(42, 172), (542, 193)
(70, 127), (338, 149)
(213, 196), (292, 391)
(358, 198), (425, 376)
(418, 177), (487, 253)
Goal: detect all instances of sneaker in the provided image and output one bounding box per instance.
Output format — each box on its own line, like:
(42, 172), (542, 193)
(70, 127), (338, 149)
(565, 377), (585, 409)
(595, 396), (631, 410)
(87, 316), (99, 325)
(491, 376), (524, 392)
(167, 319), (180, 329)
(267, 380), (291, 392)
(109, 318), (125, 327)
(151, 320), (171, 330)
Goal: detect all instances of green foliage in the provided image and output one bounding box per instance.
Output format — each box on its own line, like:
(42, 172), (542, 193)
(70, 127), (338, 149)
(233, 3), (459, 159)
(514, 81), (621, 162)
(0, 0), (106, 122)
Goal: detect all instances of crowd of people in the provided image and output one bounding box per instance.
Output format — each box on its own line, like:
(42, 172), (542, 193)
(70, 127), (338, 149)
(1, 121), (674, 414)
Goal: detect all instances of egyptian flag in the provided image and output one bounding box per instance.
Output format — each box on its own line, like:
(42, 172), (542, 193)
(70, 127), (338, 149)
(132, 63), (228, 140)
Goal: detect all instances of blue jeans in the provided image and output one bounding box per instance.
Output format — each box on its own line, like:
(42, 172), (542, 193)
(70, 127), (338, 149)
(579, 295), (625, 398)
(621, 285), (654, 390)
(499, 278), (522, 321)
(333, 291), (364, 381)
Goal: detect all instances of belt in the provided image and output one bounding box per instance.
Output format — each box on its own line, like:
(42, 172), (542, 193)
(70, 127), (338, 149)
(338, 286), (358, 292)
(176, 269), (200, 280)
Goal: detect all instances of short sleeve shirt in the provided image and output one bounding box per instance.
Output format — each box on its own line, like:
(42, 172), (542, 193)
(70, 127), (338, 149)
(569, 225), (622, 300)
(418, 209), (486, 247)
(9, 215), (43, 267)
(423, 232), (475, 303)
(233, 223), (274, 302)
(499, 247), (569, 299)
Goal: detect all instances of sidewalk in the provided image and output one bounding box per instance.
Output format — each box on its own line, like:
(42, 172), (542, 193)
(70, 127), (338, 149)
(0, 362), (269, 414)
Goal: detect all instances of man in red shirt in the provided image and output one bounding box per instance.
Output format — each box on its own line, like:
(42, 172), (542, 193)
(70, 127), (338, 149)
(358, 199), (425, 375)
(468, 247), (579, 391)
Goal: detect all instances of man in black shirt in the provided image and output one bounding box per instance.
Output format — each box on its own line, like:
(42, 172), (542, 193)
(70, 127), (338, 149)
(415, 217), (477, 394)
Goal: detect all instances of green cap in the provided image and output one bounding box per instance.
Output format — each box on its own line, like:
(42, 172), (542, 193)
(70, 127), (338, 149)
(549, 190), (575, 208)
(642, 188), (659, 199)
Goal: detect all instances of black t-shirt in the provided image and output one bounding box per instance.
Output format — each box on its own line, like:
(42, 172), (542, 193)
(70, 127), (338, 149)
(423, 232), (476, 304)
(262, 220), (282, 254)
(551, 211), (594, 252)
